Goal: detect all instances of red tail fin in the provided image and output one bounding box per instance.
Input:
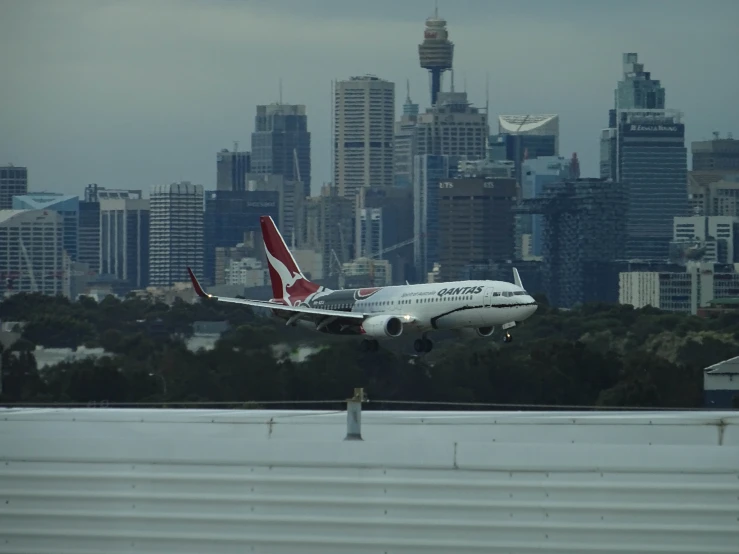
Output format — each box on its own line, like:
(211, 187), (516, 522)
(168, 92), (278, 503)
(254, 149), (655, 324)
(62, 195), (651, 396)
(260, 216), (319, 305)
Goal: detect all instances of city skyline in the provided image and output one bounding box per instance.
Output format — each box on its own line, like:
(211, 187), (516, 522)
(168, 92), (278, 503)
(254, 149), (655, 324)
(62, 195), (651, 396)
(2, 0), (738, 195)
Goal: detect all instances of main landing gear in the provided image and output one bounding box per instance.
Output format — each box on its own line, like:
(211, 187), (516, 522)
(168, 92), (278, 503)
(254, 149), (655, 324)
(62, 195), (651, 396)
(413, 335), (433, 353)
(359, 339), (379, 352)
(502, 321), (515, 343)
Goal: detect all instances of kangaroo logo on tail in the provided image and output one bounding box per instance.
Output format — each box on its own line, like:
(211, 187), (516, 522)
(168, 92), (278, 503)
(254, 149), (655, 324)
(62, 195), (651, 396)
(260, 216), (320, 305)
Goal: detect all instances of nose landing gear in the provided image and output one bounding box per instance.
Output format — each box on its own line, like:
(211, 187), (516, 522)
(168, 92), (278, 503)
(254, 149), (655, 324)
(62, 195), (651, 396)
(413, 335), (433, 353)
(503, 332), (513, 343)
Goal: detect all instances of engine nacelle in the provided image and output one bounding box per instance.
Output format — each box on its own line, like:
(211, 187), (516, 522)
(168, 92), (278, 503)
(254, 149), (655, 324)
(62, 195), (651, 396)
(360, 315), (404, 338)
(461, 326), (495, 338)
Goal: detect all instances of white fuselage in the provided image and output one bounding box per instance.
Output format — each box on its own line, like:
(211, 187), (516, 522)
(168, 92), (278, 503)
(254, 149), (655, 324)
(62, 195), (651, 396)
(351, 279), (537, 333)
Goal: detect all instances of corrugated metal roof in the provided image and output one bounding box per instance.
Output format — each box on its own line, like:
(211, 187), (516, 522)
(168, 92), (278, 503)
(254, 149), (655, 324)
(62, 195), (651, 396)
(1, 408), (737, 553)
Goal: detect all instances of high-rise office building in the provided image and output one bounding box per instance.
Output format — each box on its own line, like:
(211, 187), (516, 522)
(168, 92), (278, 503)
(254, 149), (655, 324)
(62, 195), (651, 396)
(492, 114), (559, 185)
(600, 54), (687, 260)
(216, 148), (251, 191)
(359, 186), (414, 284)
(0, 210), (64, 296)
(251, 104), (311, 198)
(688, 172), (739, 217)
(413, 154), (457, 280)
(0, 165), (27, 210)
(520, 156), (573, 258)
(334, 76), (395, 200)
(100, 192), (150, 289)
(393, 83), (420, 189)
(247, 173), (304, 245)
(415, 91), (488, 160)
(519, 178), (628, 308)
(614, 53), (665, 111)
(203, 189), (278, 285)
(13, 193), (79, 262)
(149, 182), (204, 287)
(601, 109), (688, 259)
(78, 184), (102, 275)
(692, 134), (739, 171)
(437, 177), (517, 282)
(303, 185), (354, 279)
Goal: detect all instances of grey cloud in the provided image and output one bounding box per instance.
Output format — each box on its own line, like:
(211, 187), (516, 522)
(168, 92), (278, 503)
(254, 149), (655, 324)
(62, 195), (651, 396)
(1, 0), (738, 194)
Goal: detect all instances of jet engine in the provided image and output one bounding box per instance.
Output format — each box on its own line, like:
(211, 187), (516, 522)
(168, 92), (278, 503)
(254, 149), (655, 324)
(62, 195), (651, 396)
(460, 326), (495, 338)
(360, 315), (404, 338)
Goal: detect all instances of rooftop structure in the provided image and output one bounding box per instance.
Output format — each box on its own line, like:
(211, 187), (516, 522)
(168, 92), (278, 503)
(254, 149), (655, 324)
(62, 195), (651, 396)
(1, 407), (737, 552)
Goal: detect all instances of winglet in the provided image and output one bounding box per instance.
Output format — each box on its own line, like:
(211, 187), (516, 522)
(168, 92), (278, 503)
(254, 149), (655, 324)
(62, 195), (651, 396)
(187, 267), (211, 298)
(512, 267), (523, 288)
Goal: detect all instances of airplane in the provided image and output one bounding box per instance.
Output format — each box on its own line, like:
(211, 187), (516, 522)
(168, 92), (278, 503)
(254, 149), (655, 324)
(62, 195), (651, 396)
(187, 215), (538, 353)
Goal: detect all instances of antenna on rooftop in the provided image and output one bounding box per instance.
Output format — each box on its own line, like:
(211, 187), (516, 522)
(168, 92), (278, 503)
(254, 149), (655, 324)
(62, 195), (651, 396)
(279, 78), (283, 104)
(485, 72), (490, 114)
(233, 140), (238, 153)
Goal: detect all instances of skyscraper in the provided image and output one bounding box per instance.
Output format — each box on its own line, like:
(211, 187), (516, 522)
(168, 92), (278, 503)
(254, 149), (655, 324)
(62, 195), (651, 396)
(334, 76), (395, 201)
(216, 148), (251, 191)
(0, 165), (27, 210)
(601, 54), (688, 260)
(692, 134), (739, 171)
(519, 178), (628, 308)
(149, 182), (204, 287)
(415, 91), (488, 160)
(0, 210), (64, 296)
(393, 82), (420, 189)
(437, 177), (517, 282)
(13, 193), (79, 262)
(100, 192), (150, 289)
(493, 114), (559, 185)
(250, 104), (310, 198)
(413, 154), (457, 280)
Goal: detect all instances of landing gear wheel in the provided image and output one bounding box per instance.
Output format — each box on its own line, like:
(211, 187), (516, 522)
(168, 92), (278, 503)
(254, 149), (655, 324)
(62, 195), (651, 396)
(503, 332), (513, 343)
(414, 338), (433, 353)
(360, 339), (379, 352)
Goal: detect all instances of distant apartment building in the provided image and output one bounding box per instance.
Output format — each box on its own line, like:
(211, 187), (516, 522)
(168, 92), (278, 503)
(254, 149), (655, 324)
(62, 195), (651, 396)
(620, 262), (739, 315)
(250, 104), (311, 198)
(688, 171), (739, 217)
(437, 177), (517, 282)
(149, 182), (204, 287)
(413, 154), (457, 280)
(0, 165), (28, 210)
(334, 76), (395, 200)
(518, 178), (628, 308)
(692, 134), (739, 171)
(0, 210), (64, 296)
(99, 192), (150, 289)
(216, 148), (251, 191)
(13, 193), (79, 262)
(204, 189), (278, 285)
(671, 215), (739, 264)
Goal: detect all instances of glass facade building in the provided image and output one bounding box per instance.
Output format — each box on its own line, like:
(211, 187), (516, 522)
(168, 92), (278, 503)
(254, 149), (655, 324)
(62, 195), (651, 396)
(204, 190), (279, 284)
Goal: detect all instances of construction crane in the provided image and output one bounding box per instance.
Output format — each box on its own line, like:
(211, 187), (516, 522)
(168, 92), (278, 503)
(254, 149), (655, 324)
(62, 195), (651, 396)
(334, 235), (419, 288)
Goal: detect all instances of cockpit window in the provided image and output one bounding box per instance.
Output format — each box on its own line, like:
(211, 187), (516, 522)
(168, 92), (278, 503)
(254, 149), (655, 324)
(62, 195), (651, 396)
(514, 291), (526, 295)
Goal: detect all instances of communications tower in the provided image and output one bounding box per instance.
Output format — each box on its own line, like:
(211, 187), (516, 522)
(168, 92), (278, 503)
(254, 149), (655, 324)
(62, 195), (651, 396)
(418, 9), (454, 107)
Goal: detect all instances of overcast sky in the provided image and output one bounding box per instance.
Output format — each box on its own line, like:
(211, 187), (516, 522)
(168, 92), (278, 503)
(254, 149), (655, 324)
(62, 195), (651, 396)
(2, 0), (738, 197)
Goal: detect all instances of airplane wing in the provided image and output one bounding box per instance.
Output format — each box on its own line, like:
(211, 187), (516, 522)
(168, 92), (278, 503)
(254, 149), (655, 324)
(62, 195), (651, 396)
(187, 268), (366, 321)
